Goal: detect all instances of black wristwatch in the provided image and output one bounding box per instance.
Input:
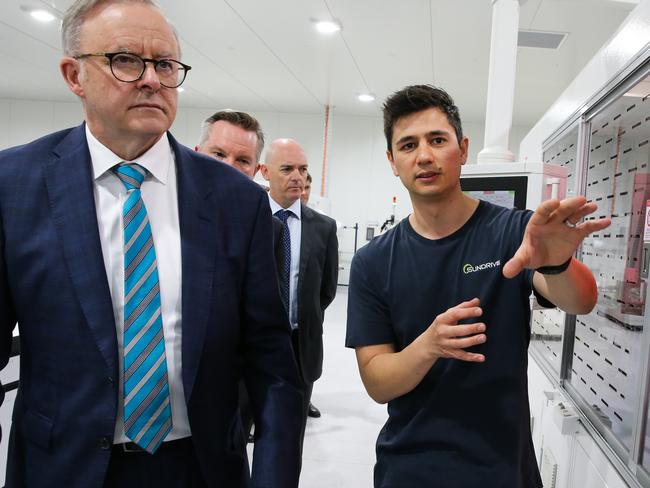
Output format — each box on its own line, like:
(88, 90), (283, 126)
(536, 257), (572, 275)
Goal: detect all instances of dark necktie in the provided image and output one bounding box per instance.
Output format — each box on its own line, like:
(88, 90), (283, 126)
(275, 209), (292, 315)
(114, 163), (172, 454)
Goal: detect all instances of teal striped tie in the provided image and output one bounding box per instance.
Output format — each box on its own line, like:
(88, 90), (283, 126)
(114, 163), (172, 454)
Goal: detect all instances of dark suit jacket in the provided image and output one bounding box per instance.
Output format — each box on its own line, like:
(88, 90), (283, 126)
(295, 204), (339, 384)
(0, 124), (304, 488)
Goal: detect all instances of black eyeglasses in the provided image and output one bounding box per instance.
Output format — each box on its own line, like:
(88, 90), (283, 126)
(73, 52), (192, 88)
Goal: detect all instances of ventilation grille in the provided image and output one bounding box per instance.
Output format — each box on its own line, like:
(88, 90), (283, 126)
(518, 29), (567, 49)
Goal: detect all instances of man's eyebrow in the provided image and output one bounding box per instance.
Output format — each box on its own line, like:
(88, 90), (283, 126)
(395, 130), (450, 146)
(426, 130), (449, 137)
(115, 47), (176, 59)
(394, 135), (416, 146)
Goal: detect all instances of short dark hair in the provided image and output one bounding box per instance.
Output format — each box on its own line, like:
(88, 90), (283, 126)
(199, 110), (265, 161)
(305, 173), (312, 184)
(382, 85), (463, 152)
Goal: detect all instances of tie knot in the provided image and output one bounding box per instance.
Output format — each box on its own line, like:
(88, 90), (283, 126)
(114, 163), (146, 190)
(275, 209), (292, 223)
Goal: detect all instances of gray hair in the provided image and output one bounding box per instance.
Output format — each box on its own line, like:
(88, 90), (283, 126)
(61, 0), (181, 57)
(198, 110), (265, 162)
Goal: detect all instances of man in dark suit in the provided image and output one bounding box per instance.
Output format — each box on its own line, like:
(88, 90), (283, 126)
(0, 1), (303, 487)
(195, 109), (284, 269)
(301, 172), (312, 206)
(195, 109), (286, 441)
(297, 171), (320, 418)
(260, 139), (339, 435)
(195, 110), (264, 179)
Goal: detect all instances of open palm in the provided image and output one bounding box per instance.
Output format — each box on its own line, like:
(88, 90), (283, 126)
(502, 196), (611, 278)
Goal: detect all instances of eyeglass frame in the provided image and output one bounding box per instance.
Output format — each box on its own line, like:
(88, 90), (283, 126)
(72, 52), (192, 89)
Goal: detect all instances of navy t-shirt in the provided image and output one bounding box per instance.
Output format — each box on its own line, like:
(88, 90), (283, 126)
(346, 201), (544, 488)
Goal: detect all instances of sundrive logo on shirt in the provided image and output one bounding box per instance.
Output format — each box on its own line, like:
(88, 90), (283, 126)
(463, 260), (501, 274)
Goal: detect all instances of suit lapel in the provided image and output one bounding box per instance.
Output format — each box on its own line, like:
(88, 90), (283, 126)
(172, 136), (218, 402)
(44, 124), (117, 374)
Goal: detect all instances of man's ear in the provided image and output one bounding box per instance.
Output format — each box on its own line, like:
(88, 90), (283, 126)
(259, 163), (271, 181)
(60, 57), (85, 98)
(459, 137), (469, 166)
(387, 150), (399, 177)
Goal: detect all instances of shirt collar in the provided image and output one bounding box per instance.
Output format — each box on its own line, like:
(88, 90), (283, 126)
(86, 125), (172, 184)
(268, 195), (301, 220)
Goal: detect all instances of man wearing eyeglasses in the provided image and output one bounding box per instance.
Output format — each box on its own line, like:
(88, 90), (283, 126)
(0, 1), (304, 488)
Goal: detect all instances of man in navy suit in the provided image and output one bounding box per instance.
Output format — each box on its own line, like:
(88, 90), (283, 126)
(195, 110), (264, 179)
(260, 139), (339, 441)
(195, 109), (286, 442)
(0, 1), (303, 487)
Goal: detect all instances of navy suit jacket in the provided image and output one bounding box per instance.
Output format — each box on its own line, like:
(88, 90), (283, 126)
(0, 124), (304, 488)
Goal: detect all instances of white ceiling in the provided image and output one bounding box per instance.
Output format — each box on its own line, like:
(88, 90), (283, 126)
(0, 0), (639, 126)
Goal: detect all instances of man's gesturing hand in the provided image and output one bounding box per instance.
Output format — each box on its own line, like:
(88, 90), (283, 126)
(419, 297), (486, 363)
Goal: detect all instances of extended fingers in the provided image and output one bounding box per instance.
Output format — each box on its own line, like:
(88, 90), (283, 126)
(436, 322), (485, 347)
(456, 297), (481, 309)
(447, 330), (486, 349)
(443, 322), (485, 339)
(577, 217), (611, 235)
(563, 202), (597, 225)
(439, 304), (482, 324)
(438, 322), (487, 362)
(554, 198), (596, 225)
(431, 301), (487, 363)
(531, 196), (591, 227)
(528, 199), (560, 226)
(453, 351), (486, 362)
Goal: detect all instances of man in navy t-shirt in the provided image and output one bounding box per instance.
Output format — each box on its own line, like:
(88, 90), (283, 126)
(345, 85), (611, 488)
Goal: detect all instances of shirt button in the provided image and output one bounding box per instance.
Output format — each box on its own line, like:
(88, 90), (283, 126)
(99, 437), (111, 450)
(107, 376), (114, 385)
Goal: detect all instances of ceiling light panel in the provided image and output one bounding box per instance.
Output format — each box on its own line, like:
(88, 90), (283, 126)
(357, 93), (375, 102)
(314, 20), (341, 34)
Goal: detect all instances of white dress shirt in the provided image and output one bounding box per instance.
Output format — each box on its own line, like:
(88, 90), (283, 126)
(269, 196), (302, 329)
(86, 126), (191, 443)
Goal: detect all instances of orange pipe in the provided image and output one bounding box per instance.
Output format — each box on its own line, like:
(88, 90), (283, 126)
(320, 104), (330, 197)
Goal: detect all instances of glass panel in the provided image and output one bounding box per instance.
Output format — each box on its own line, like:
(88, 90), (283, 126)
(531, 127), (579, 376)
(633, 74), (650, 471)
(543, 128), (579, 198)
(530, 307), (566, 375)
(574, 76), (650, 457)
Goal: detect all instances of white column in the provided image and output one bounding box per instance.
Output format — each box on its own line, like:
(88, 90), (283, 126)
(477, 0), (520, 164)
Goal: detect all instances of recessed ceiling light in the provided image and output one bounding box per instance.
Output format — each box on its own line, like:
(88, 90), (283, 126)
(315, 20), (341, 34)
(29, 9), (57, 22)
(357, 93), (375, 103)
